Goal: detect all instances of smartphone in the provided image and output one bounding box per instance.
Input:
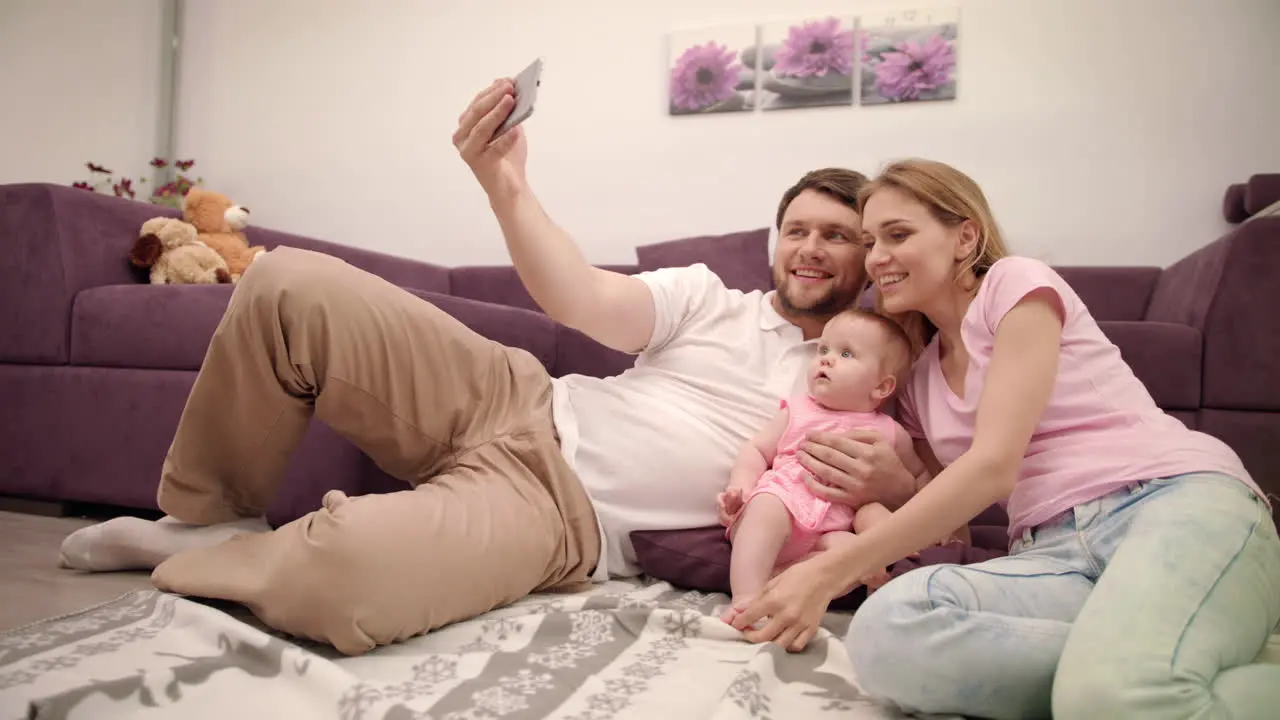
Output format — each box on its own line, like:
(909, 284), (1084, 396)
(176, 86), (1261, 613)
(493, 58), (543, 139)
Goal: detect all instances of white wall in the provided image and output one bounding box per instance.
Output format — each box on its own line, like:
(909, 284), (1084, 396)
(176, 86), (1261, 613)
(9, 0), (1275, 268)
(0, 0), (166, 190)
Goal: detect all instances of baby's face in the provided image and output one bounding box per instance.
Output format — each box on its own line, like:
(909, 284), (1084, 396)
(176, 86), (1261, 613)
(808, 315), (894, 411)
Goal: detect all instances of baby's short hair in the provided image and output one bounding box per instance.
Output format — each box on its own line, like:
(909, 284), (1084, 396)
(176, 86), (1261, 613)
(835, 308), (914, 387)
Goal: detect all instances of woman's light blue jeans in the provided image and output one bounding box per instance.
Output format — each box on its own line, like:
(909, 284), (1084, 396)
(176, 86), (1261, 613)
(844, 472), (1280, 719)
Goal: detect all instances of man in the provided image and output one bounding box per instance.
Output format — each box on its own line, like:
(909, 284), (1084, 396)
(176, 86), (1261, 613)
(59, 78), (919, 656)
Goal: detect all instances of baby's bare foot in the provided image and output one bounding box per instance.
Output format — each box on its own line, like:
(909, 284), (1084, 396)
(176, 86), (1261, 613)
(721, 598), (750, 625)
(722, 597), (773, 632)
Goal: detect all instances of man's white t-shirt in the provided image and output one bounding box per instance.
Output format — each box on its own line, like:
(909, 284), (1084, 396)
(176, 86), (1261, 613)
(549, 263), (818, 580)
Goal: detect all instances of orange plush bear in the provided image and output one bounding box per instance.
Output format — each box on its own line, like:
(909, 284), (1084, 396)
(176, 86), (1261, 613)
(182, 187), (265, 282)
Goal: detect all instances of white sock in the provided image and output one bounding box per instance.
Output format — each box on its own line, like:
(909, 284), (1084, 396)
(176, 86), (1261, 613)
(57, 515), (271, 572)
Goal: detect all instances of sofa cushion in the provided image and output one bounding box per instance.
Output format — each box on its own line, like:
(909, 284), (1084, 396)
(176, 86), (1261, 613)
(69, 284), (560, 373)
(552, 325), (636, 379)
(405, 290), (559, 371)
(70, 284), (234, 370)
(629, 523), (1009, 609)
(1098, 321), (1202, 410)
(1244, 173), (1280, 216)
(449, 264), (641, 313)
(636, 229), (773, 293)
(449, 267), (541, 312)
(629, 526), (865, 610)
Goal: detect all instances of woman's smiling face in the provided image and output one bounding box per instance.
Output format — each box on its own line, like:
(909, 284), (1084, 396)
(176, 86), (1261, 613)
(860, 186), (974, 315)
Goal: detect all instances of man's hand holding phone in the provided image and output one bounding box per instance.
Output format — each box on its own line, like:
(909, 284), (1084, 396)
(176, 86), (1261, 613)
(454, 59), (542, 202)
(453, 78), (529, 200)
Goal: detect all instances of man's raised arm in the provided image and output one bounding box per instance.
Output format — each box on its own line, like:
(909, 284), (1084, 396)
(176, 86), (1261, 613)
(453, 78), (655, 354)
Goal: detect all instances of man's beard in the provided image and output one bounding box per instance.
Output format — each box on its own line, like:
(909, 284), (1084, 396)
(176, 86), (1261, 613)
(775, 273), (857, 318)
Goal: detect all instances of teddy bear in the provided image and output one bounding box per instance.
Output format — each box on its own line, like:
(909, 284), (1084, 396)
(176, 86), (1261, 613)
(129, 217), (232, 285)
(182, 186), (266, 282)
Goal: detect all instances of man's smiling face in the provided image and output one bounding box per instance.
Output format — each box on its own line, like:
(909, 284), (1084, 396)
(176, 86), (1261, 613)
(772, 189), (869, 320)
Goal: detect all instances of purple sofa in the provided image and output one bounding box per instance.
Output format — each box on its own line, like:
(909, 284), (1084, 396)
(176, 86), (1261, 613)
(2, 182), (1277, 541)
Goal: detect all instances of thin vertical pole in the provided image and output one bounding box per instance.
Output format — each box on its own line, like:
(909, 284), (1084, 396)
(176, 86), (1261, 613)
(152, 0), (183, 192)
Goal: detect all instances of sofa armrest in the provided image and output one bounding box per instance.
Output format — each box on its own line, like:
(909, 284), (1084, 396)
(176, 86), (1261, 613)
(1146, 216), (1280, 410)
(0, 184), (181, 364)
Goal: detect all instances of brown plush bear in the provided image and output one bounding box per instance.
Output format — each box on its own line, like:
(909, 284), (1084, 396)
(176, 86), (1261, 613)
(129, 217), (232, 285)
(182, 187), (265, 282)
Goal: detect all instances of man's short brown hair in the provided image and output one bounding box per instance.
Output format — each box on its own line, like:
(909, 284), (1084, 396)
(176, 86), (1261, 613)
(775, 168), (871, 229)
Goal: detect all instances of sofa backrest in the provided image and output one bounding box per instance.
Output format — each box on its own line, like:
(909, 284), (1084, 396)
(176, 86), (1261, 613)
(1147, 216), (1280, 412)
(447, 227), (774, 313)
(1053, 266), (1162, 321)
(634, 228), (774, 294)
(398, 287), (634, 380)
(449, 264), (639, 313)
(248, 225), (450, 296)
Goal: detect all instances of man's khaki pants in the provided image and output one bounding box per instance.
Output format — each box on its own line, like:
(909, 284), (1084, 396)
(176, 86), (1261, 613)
(149, 247), (600, 656)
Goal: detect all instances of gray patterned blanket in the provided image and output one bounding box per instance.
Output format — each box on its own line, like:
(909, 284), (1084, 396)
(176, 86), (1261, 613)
(0, 579), (956, 720)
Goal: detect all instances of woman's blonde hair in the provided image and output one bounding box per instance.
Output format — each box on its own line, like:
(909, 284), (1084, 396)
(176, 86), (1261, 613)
(855, 158), (1011, 353)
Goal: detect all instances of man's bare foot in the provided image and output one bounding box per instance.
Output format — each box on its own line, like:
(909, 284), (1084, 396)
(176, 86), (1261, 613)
(58, 515), (270, 572)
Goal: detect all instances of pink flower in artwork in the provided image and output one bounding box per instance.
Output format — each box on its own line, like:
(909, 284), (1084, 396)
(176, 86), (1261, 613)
(670, 41), (742, 111)
(873, 33), (956, 100)
(773, 17), (855, 78)
(72, 182), (93, 191)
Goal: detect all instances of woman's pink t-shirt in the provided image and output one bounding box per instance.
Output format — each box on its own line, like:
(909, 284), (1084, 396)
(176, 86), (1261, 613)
(897, 255), (1269, 539)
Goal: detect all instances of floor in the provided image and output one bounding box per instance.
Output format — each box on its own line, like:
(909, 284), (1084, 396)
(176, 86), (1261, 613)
(0, 509), (154, 632)
(3, 507), (1279, 667)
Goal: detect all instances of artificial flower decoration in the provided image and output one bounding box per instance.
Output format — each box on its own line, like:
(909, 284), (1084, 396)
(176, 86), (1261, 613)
(669, 41), (743, 111)
(112, 178), (136, 200)
(72, 157), (204, 209)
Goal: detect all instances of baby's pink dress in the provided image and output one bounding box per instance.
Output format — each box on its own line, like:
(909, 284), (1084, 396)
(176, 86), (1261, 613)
(731, 393), (901, 566)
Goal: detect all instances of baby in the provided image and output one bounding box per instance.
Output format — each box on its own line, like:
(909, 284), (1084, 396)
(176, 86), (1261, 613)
(718, 309), (925, 623)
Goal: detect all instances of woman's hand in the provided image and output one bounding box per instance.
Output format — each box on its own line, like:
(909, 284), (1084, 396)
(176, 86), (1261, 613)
(729, 554), (853, 652)
(798, 428), (916, 510)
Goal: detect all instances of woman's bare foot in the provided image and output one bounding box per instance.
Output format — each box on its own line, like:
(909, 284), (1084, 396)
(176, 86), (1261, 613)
(58, 515), (270, 572)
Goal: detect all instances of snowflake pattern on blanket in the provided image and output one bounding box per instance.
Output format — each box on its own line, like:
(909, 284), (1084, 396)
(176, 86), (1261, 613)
(0, 580), (960, 720)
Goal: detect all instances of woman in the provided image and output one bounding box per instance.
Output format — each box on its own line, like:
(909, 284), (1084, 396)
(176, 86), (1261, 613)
(729, 158), (1280, 719)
